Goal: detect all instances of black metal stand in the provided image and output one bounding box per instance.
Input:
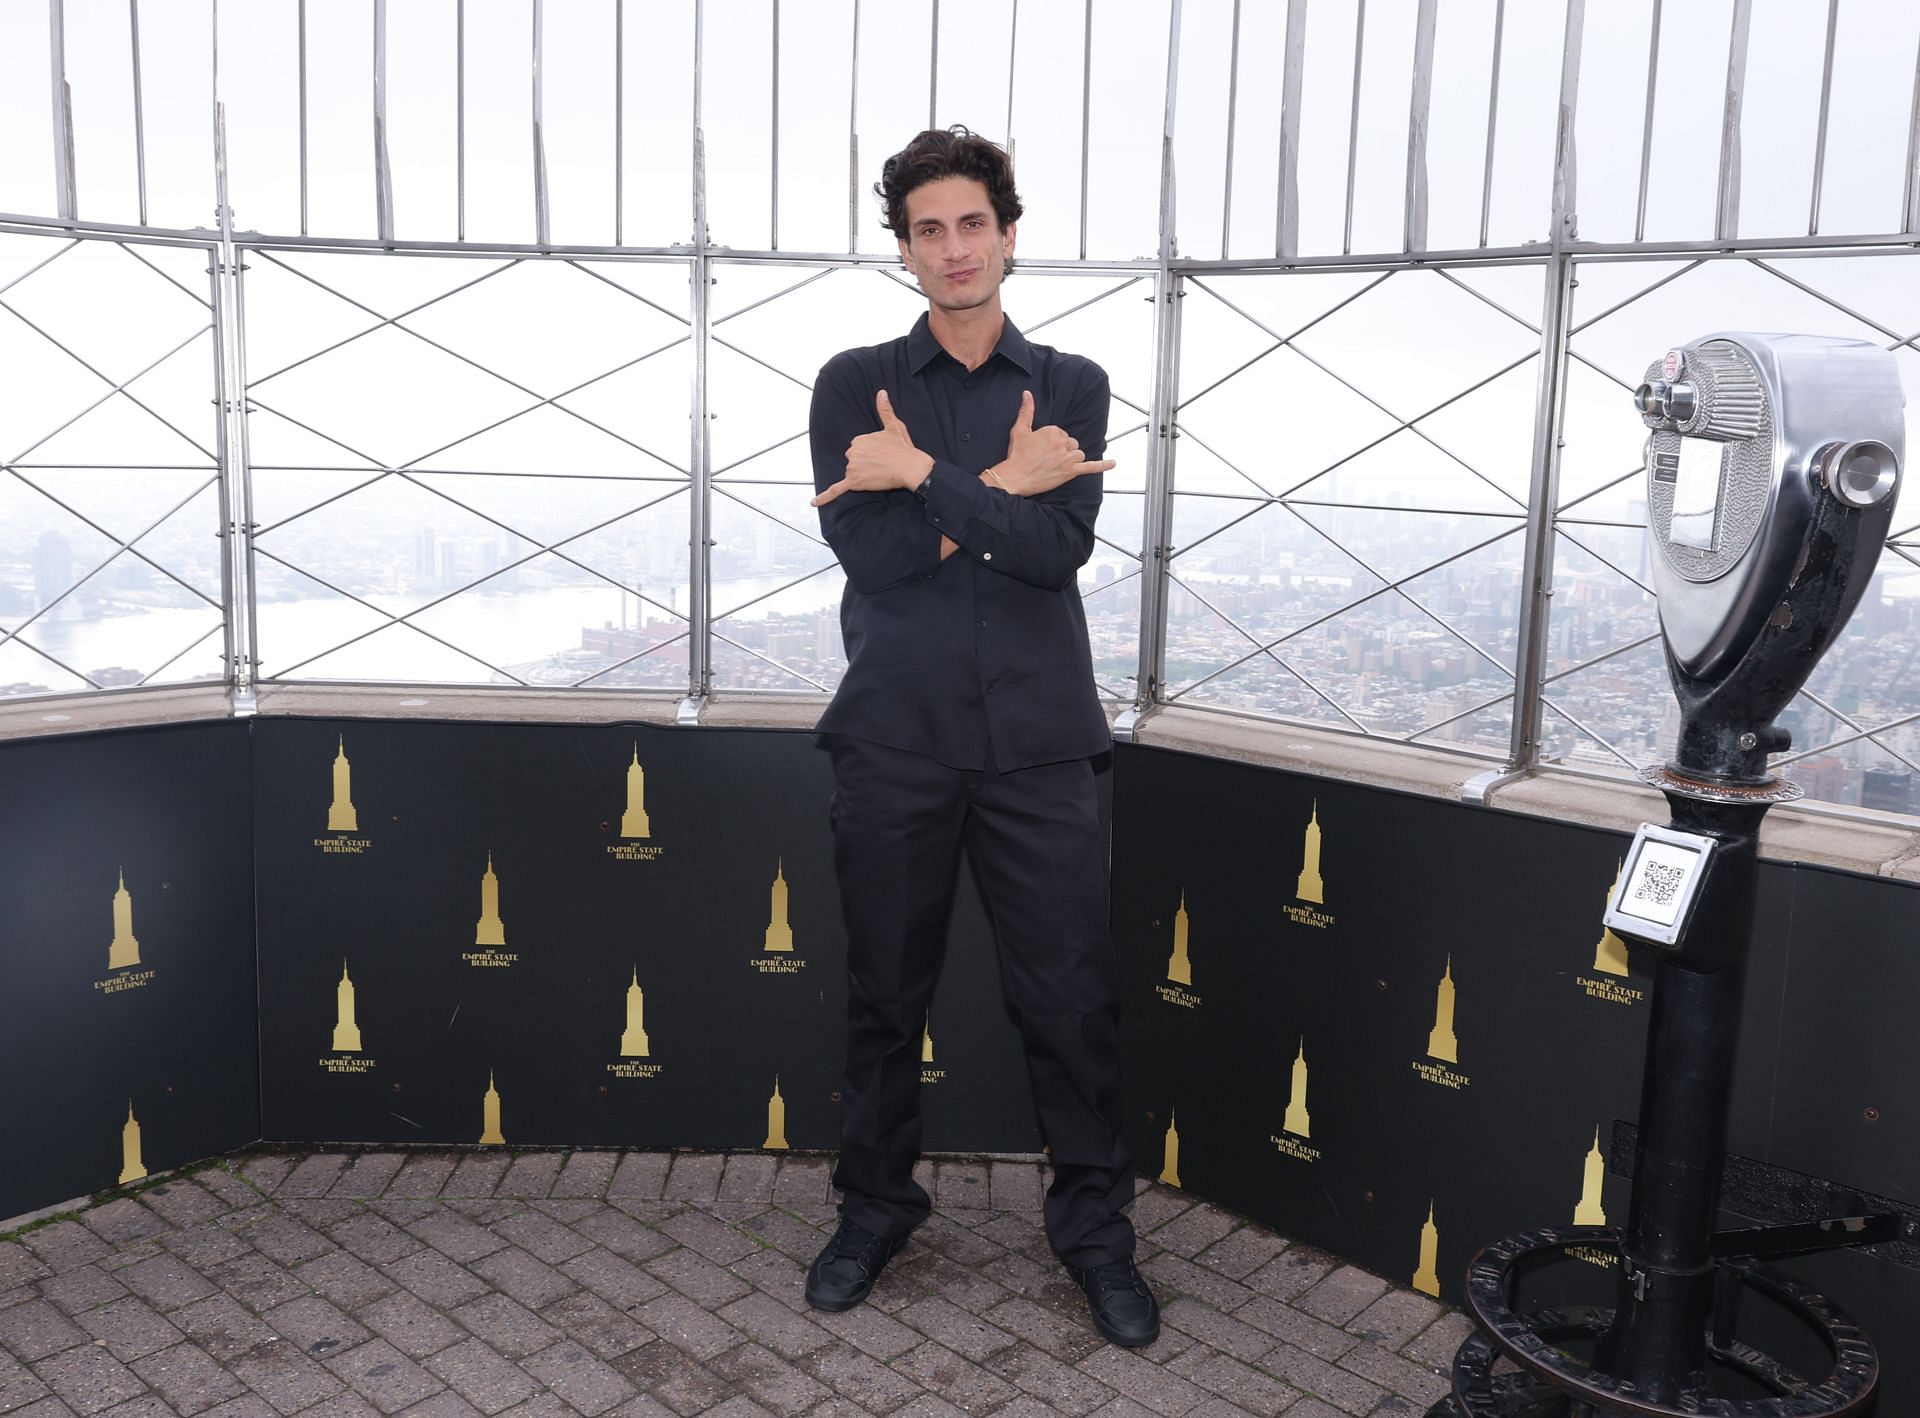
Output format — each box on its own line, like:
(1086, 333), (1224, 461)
(1430, 774), (1885, 1418)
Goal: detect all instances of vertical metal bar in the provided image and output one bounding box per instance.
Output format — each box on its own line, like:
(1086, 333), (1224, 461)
(929, 0), (939, 129)
(1634, 0), (1661, 243)
(1079, 0), (1093, 260)
(770, 0), (780, 250)
(230, 233), (260, 701)
(1715, 0), (1753, 243)
(457, 0), (466, 241)
(212, 104), (257, 710)
(1005, 0), (1018, 149)
(374, 0), (394, 244)
(687, 0), (711, 708)
(49, 0), (76, 222)
(1405, 0), (1438, 254)
(1906, 30), (1920, 233)
(129, 0), (148, 226)
(299, 0), (309, 235)
(533, 0), (550, 247)
(1808, 0), (1840, 235)
(1276, 0), (1305, 261)
(1120, 0), (1183, 739)
(1220, 0), (1241, 261)
(848, 0), (861, 254)
(1506, 0), (1584, 772)
(614, 0), (624, 245)
(1342, 0), (1367, 256)
(1480, 0), (1505, 248)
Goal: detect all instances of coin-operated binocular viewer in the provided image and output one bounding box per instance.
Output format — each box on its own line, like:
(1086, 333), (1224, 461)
(1435, 334), (1905, 1418)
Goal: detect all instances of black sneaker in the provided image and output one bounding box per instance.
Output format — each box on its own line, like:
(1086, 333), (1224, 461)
(805, 1219), (908, 1312)
(1068, 1257), (1161, 1347)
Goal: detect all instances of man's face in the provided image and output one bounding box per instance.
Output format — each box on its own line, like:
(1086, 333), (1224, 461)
(897, 175), (1017, 315)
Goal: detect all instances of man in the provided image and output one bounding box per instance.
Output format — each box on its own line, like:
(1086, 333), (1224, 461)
(804, 126), (1159, 1348)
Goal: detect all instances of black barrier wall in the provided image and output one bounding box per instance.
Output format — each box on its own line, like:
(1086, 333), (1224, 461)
(0, 721), (258, 1223)
(1108, 742), (1920, 1411)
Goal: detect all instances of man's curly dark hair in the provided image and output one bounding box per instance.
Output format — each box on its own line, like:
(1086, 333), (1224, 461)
(875, 126), (1023, 242)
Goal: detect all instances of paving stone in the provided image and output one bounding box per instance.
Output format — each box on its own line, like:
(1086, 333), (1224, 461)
(35, 1345), (151, 1416)
(168, 1296), (277, 1363)
(605, 1157), (669, 1202)
(370, 1204), (439, 1230)
(932, 1162), (990, 1214)
(448, 1298), (558, 1363)
(987, 1161), (1044, 1214)
(204, 1255), (307, 1315)
(1334, 1340), (1449, 1407)
(76, 1298), (185, 1363)
(6, 1398), (80, 1418)
(555, 1251), (668, 1311)
(810, 1301), (924, 1361)
(492, 1396), (577, 1418)
(551, 1156), (618, 1201)
(93, 1393), (174, 1418)
(263, 1296), (370, 1360)
(291, 1396), (383, 1418)
(403, 1216), (504, 1268)
(978, 1249), (1057, 1300)
(1169, 1346), (1301, 1416)
(1161, 1297), (1275, 1363)
(1296, 1267), (1390, 1327)
(1243, 1249), (1337, 1304)
(1081, 1399), (1160, 1418)
(331, 1216), (424, 1269)
(1077, 1344), (1209, 1416)
(914, 1217), (1005, 1269)
(81, 1205), (168, 1252)
(709, 1294), (830, 1362)
(1255, 1342), (1384, 1417)
(535, 1293), (651, 1361)
(113, 1252), (218, 1314)
(889, 1251), (1011, 1316)
(1149, 1203), (1242, 1261)
(658, 1158), (723, 1207)
(0, 1349), (53, 1411)
(392, 1393), (484, 1418)
(723, 1250), (808, 1312)
(274, 1198), (364, 1227)
(890, 1340), (1017, 1415)
(489, 1215), (590, 1268)
(571, 1214), (673, 1267)
(326, 1339), (445, 1415)
(804, 1337), (933, 1411)
(1188, 1402), (1279, 1418)
(440, 1161), (507, 1203)
(1194, 1227), (1291, 1282)
(984, 1345), (1120, 1416)
(733, 1211), (826, 1266)
(356, 1293), (467, 1361)
(192, 1171), (259, 1212)
(134, 1184), (227, 1231)
(1236, 1298), (1358, 1362)
(467, 1250), (576, 1312)
(973, 1212), (1046, 1254)
(1344, 1288), (1442, 1351)
(630, 1294), (740, 1363)
(608, 1340), (733, 1416)
(1125, 1187), (1194, 1235)
(521, 1342), (634, 1416)
(891, 1396), (969, 1418)
(330, 1158), (408, 1201)
(22, 1227), (113, 1276)
(159, 1226), (252, 1273)
(767, 1161), (830, 1211)
(195, 1396), (279, 1418)
(1399, 1310), (1474, 1370)
(0, 1299), (90, 1362)
(279, 1158), (352, 1200)
(296, 1253), (398, 1312)
(495, 1160), (561, 1203)
(238, 1160), (295, 1197)
(386, 1159), (459, 1201)
(380, 1253), (490, 1311)
(422, 1339), (540, 1415)
(656, 1212), (756, 1267)
(35, 1269), (128, 1319)
(705, 1342), (827, 1417)
(1141, 1254), (1257, 1315)
(228, 1342), (345, 1416)
(643, 1250), (750, 1309)
(129, 1342), (248, 1416)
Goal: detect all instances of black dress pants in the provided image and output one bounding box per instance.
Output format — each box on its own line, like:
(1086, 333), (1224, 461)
(826, 733), (1136, 1267)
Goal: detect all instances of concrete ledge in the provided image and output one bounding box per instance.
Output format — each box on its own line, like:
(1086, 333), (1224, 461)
(6, 685), (1919, 880)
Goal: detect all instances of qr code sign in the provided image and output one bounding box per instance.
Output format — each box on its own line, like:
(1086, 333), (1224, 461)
(1632, 861), (1685, 908)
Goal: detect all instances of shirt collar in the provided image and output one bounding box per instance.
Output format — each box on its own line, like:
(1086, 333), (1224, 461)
(906, 312), (1034, 376)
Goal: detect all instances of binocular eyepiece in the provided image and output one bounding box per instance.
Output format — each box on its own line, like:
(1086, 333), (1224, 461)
(1634, 378), (1697, 424)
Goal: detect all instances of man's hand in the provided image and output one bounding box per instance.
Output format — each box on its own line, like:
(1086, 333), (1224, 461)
(987, 390), (1115, 497)
(812, 390), (934, 506)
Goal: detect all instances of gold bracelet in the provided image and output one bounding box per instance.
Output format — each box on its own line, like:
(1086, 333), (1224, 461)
(984, 467), (1008, 490)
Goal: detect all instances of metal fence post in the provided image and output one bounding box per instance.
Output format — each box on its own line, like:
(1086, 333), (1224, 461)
(681, 0), (713, 724)
(213, 104), (260, 713)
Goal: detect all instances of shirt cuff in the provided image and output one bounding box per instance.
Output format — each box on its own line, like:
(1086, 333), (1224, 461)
(916, 460), (993, 541)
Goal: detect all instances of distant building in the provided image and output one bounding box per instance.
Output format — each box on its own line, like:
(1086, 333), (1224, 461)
(1861, 767), (1914, 816)
(34, 531), (72, 612)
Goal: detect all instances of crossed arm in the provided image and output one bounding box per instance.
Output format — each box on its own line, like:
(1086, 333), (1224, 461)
(810, 368), (1114, 593)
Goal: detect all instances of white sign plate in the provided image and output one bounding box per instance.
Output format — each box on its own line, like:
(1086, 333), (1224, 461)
(1602, 823), (1718, 949)
(1668, 438), (1723, 552)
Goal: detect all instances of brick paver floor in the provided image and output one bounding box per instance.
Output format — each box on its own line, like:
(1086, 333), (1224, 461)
(0, 1151), (1469, 1417)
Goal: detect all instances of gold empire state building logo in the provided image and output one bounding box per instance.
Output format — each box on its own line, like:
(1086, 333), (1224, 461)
(475, 853), (506, 947)
(1296, 802), (1325, 903)
(621, 746), (651, 838)
(1412, 1202), (1440, 1297)
(1595, 861), (1629, 976)
(109, 868), (140, 970)
(620, 968), (651, 1057)
(328, 736), (358, 832)
(333, 962), (362, 1051)
(1574, 1128), (1608, 1225)
(480, 1071), (505, 1145)
(764, 860), (794, 952)
(1285, 1040), (1312, 1138)
(1160, 1108), (1182, 1188)
(1427, 958), (1458, 1063)
(764, 1077), (789, 1150)
(1167, 893), (1192, 985)
(119, 1100), (146, 1185)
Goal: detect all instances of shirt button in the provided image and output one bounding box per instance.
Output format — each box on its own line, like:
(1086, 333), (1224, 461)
(960, 432), (972, 442)
(977, 620), (987, 629)
(981, 552), (992, 561)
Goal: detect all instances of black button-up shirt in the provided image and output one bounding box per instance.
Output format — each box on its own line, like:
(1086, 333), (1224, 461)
(811, 314), (1112, 772)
